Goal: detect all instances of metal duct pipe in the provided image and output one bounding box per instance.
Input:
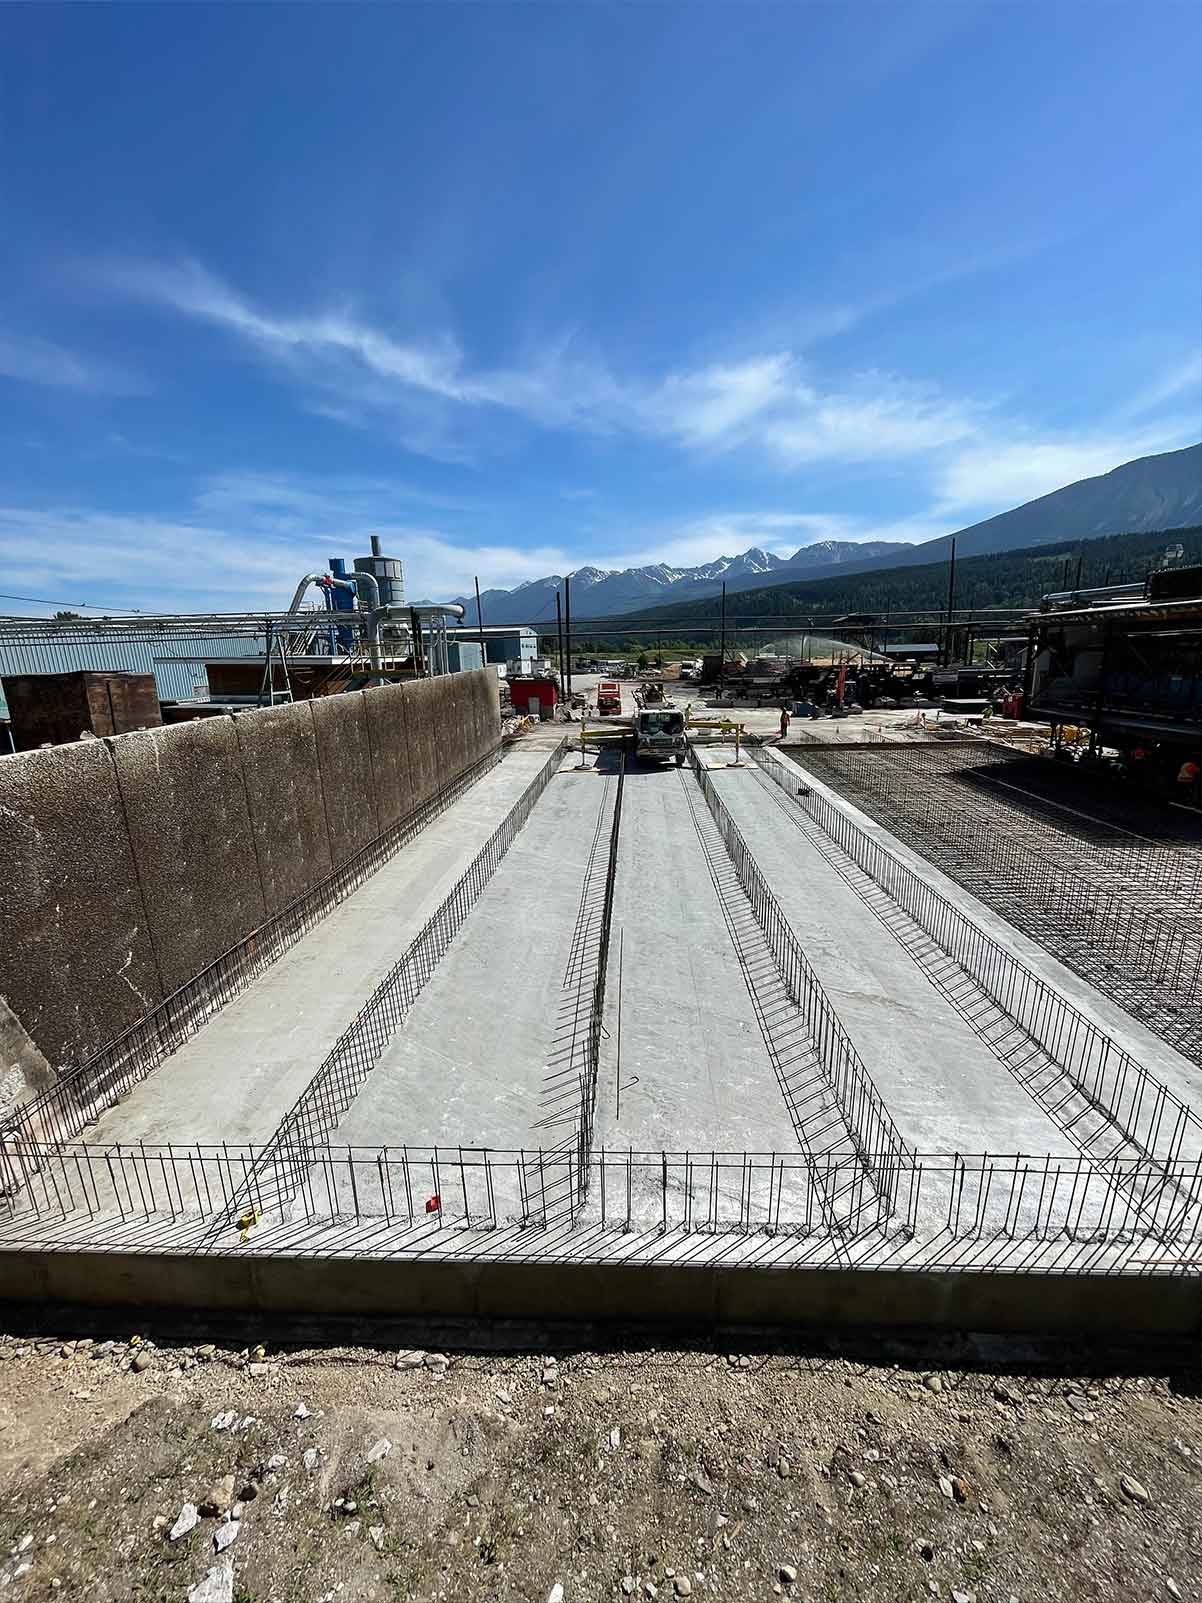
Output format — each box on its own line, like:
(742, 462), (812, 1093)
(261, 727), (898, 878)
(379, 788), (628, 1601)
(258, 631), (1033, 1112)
(283, 574), (328, 619)
(406, 603), (466, 677)
(365, 604), (416, 681)
(408, 602), (466, 620)
(1040, 582), (1144, 612)
(345, 570), (381, 614)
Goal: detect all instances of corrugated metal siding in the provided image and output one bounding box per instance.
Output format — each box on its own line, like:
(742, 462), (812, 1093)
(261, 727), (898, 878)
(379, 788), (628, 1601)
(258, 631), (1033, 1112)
(0, 636), (265, 700)
(447, 641), (484, 673)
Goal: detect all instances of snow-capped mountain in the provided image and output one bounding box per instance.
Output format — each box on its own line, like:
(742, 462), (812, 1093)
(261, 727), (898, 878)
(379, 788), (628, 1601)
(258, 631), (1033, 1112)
(453, 540), (908, 625)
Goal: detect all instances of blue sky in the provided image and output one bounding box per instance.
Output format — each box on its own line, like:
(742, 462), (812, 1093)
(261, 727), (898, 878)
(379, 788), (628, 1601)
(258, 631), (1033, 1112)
(1, 2), (1199, 613)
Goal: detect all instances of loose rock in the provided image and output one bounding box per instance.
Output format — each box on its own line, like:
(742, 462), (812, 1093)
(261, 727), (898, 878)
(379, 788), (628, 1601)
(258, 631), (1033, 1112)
(169, 1503), (199, 1542)
(213, 1519), (240, 1553)
(1120, 1473), (1150, 1505)
(131, 1350), (153, 1373)
(188, 1564), (234, 1603)
(779, 1564), (797, 1585)
(673, 1578), (691, 1598)
(547, 1584), (565, 1603)
(366, 1437), (392, 1464)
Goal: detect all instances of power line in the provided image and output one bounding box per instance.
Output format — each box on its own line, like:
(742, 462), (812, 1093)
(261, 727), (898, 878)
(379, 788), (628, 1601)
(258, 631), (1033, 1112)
(0, 590), (144, 614)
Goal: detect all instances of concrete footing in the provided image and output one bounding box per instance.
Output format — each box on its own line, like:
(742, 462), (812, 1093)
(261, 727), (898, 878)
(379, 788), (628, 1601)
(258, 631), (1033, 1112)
(0, 1247), (1196, 1336)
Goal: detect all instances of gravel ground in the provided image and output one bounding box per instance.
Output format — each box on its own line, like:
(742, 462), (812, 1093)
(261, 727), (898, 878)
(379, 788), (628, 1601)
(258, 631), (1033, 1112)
(0, 1317), (1199, 1603)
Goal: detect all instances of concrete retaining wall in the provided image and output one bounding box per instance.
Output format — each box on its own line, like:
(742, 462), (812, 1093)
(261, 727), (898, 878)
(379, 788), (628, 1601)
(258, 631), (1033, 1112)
(310, 693), (380, 867)
(0, 741), (162, 1070)
(363, 683), (414, 832)
(112, 719), (268, 996)
(0, 670), (499, 1075)
(234, 702), (333, 914)
(402, 678), (440, 810)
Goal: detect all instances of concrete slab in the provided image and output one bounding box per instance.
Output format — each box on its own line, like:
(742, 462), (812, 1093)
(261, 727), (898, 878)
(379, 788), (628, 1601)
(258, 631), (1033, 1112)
(589, 766), (802, 1226)
(710, 764), (1071, 1160)
(82, 751), (551, 1152)
(326, 768), (616, 1219)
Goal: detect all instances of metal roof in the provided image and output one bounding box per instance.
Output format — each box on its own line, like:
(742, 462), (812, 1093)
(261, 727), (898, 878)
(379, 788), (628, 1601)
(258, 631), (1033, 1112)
(0, 634), (266, 701)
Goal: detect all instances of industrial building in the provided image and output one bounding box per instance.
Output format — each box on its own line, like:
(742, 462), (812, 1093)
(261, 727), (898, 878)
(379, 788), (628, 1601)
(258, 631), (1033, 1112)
(1025, 564), (1202, 755)
(0, 537), (508, 743)
(1, 647), (1199, 1333)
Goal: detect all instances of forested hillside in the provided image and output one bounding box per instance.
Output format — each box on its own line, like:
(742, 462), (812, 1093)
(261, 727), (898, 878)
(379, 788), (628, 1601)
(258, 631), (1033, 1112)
(605, 525), (1202, 625)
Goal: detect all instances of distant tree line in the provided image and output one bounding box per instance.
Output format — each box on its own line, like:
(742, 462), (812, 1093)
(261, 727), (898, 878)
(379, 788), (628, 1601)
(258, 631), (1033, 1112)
(600, 525), (1202, 631)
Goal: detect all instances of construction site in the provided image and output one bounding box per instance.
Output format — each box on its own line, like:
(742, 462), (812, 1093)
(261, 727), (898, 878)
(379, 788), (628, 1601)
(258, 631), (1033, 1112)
(1, 591), (1200, 1333)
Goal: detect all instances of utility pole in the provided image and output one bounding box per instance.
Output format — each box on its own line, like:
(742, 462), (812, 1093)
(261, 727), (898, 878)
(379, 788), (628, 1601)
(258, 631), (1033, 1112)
(474, 576), (487, 673)
(1074, 549), (1084, 590)
(943, 537), (957, 667)
(563, 574), (573, 700)
(719, 582), (727, 683)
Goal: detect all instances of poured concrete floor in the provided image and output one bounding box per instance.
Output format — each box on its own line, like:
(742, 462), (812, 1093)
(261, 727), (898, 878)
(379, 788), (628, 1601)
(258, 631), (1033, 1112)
(711, 765), (1068, 1160)
(327, 766), (617, 1218)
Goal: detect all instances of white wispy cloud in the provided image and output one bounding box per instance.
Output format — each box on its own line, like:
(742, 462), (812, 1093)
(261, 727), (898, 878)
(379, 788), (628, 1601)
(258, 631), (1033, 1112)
(936, 422), (1198, 511)
(1118, 352), (1202, 422)
(99, 258), (989, 469)
(0, 331), (146, 395)
(0, 495), (572, 614)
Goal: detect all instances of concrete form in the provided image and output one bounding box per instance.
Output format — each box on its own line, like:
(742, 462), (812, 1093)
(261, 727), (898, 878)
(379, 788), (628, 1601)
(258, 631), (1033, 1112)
(4, 717), (1202, 1330)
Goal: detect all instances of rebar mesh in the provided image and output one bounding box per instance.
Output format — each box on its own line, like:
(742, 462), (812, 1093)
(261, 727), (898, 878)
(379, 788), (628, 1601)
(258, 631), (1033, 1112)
(788, 743), (1202, 1062)
(4, 1141), (1202, 1255)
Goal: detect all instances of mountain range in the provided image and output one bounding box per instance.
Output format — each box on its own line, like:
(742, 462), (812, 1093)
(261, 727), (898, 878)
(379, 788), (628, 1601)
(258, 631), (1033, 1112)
(454, 442), (1201, 625)
(452, 540), (907, 626)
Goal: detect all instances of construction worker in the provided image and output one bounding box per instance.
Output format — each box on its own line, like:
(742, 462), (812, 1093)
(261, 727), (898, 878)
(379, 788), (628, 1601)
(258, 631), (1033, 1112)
(778, 703), (791, 742)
